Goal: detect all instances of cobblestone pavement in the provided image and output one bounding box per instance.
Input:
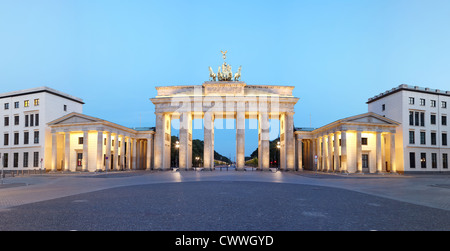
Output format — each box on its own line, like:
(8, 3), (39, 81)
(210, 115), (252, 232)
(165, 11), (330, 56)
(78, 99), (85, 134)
(0, 170), (449, 230)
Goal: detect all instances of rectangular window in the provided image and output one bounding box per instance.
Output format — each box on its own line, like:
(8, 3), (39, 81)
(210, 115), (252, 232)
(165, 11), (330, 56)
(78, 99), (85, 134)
(443, 133), (448, 146)
(420, 131), (426, 145)
(78, 137), (84, 145)
(4, 116), (9, 126)
(415, 112), (419, 126)
(432, 153), (437, 169)
(421, 153), (427, 168)
(409, 97), (415, 105)
(34, 131), (39, 144)
(34, 99), (39, 106)
(33, 152), (39, 167)
(382, 104), (385, 111)
(35, 114), (39, 126)
(24, 132), (29, 145)
(64, 105), (67, 112)
(431, 132), (437, 145)
(409, 152), (416, 168)
(24, 100), (29, 107)
(3, 153), (8, 168)
(420, 112), (425, 126)
(25, 115), (29, 127)
(431, 114), (436, 125)
(361, 138), (368, 145)
(443, 101), (447, 108)
(14, 101), (19, 109)
(444, 154), (448, 169)
(4, 133), (9, 146)
(14, 115), (19, 126)
(420, 98), (425, 106)
(14, 132), (19, 145)
(431, 100), (436, 107)
(4, 103), (9, 110)
(23, 152), (29, 168)
(409, 111), (414, 126)
(30, 114), (34, 127)
(13, 153), (18, 168)
(409, 131), (415, 144)
(443, 115), (447, 126)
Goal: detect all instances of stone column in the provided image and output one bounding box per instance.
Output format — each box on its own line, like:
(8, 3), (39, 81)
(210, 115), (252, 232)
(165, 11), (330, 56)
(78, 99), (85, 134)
(312, 138), (317, 171)
(285, 113), (295, 171)
(126, 138), (132, 170)
(376, 131), (382, 173)
(279, 114), (286, 171)
(51, 132), (58, 172)
(96, 131), (104, 172)
(334, 132), (339, 172)
(258, 112), (270, 171)
(327, 134), (333, 172)
(179, 112), (192, 170)
(236, 111), (245, 171)
(318, 136), (322, 171)
(113, 133), (119, 170)
(154, 113), (171, 170)
(132, 138), (138, 170)
(204, 112), (214, 170)
(341, 130), (348, 173)
(297, 136), (303, 171)
(146, 137), (153, 170)
(105, 132), (111, 171)
(64, 132), (71, 172)
(82, 131), (89, 172)
(390, 133), (396, 173)
(120, 135), (125, 170)
(356, 130), (362, 173)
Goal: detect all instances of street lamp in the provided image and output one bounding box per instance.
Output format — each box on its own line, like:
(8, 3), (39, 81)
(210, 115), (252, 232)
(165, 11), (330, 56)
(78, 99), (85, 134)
(175, 140), (180, 168)
(195, 156), (200, 168)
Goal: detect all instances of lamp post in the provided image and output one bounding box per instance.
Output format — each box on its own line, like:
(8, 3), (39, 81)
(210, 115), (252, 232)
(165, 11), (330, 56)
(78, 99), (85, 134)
(276, 141), (281, 170)
(175, 140), (180, 169)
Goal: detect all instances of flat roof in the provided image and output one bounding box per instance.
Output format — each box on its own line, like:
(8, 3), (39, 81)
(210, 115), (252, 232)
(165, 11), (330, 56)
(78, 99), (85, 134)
(0, 86), (84, 104)
(367, 84), (450, 104)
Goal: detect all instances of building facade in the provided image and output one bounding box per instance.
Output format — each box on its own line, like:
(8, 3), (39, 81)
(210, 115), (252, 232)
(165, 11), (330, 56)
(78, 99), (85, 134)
(368, 84), (450, 173)
(0, 87), (83, 172)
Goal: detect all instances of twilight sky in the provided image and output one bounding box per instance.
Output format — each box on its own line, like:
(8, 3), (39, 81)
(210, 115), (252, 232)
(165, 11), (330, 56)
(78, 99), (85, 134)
(1, 0), (450, 159)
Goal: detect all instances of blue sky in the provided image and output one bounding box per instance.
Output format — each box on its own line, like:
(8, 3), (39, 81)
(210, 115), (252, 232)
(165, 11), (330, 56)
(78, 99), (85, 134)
(1, 0), (450, 159)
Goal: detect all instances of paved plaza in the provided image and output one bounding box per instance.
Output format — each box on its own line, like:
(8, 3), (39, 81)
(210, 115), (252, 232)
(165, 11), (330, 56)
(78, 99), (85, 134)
(0, 170), (449, 231)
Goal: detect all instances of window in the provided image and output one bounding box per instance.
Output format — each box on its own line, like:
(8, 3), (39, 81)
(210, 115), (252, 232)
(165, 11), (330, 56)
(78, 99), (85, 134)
(14, 115), (19, 125)
(443, 101), (447, 108)
(24, 132), (29, 145)
(361, 138), (368, 145)
(420, 112), (425, 126)
(25, 115), (29, 127)
(33, 152), (39, 167)
(409, 131), (415, 144)
(431, 132), (437, 145)
(382, 104), (385, 111)
(4, 103), (9, 110)
(13, 153), (18, 168)
(409, 111), (414, 126)
(30, 114), (34, 127)
(431, 114), (436, 125)
(420, 98), (425, 106)
(64, 105), (67, 112)
(14, 133), (19, 145)
(420, 131), (426, 145)
(443, 115), (447, 126)
(444, 154), (448, 169)
(4, 133), (9, 146)
(443, 133), (448, 146)
(432, 153), (437, 169)
(421, 153), (427, 168)
(415, 112), (419, 126)
(34, 99), (39, 106)
(77, 153), (83, 167)
(24, 100), (29, 107)
(78, 137), (84, 145)
(14, 101), (19, 109)
(3, 153), (8, 168)
(23, 152), (29, 168)
(4, 116), (9, 126)
(34, 131), (39, 144)
(409, 97), (415, 105)
(35, 114), (39, 126)
(409, 152), (416, 168)
(431, 100), (436, 107)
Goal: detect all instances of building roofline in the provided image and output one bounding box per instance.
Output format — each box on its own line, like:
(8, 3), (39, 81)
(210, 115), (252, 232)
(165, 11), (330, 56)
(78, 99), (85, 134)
(0, 86), (85, 105)
(367, 84), (450, 104)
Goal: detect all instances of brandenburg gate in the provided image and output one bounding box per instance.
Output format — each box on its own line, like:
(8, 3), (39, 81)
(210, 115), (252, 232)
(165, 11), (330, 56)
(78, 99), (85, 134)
(150, 51), (299, 171)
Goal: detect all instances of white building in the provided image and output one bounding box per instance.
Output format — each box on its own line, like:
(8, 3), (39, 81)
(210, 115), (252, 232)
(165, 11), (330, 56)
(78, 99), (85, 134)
(368, 84), (450, 173)
(0, 87), (84, 172)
